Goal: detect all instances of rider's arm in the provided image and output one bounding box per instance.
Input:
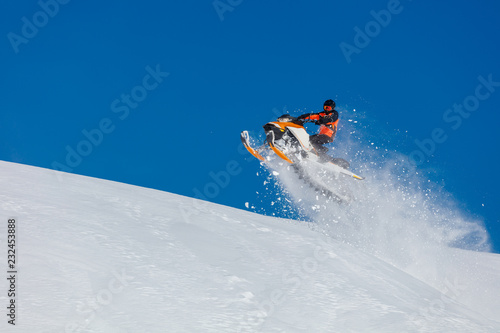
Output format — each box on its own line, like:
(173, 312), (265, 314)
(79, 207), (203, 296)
(297, 113), (320, 122)
(316, 111), (339, 125)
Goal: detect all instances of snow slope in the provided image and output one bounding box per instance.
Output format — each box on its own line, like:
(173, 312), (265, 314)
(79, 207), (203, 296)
(0, 161), (499, 332)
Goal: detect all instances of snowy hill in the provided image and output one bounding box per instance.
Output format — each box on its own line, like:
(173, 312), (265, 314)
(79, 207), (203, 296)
(0, 161), (499, 332)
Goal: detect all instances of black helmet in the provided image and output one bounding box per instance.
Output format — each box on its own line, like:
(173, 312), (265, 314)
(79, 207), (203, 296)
(323, 99), (335, 109)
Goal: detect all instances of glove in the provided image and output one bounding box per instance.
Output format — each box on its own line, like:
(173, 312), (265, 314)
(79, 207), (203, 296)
(316, 117), (332, 125)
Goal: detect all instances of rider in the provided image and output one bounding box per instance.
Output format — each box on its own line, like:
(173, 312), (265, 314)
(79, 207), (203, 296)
(297, 99), (339, 154)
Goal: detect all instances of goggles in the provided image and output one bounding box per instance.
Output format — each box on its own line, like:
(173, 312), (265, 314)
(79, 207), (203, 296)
(323, 105), (333, 111)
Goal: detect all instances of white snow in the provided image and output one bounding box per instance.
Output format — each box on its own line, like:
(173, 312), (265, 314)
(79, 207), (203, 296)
(0, 161), (499, 332)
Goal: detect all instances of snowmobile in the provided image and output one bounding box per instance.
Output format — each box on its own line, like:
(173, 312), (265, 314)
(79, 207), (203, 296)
(241, 114), (364, 202)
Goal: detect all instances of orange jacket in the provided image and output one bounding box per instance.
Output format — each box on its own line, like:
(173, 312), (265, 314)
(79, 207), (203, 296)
(299, 110), (339, 138)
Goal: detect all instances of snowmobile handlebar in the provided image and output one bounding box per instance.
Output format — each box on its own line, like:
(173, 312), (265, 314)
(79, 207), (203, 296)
(276, 114), (306, 126)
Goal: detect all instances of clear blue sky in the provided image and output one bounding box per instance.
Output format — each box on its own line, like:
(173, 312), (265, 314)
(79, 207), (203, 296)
(1, 0), (499, 251)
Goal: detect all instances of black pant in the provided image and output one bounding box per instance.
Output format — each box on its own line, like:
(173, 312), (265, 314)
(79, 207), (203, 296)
(310, 134), (333, 153)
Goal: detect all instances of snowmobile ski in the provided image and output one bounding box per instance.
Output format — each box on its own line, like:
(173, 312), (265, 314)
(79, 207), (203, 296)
(320, 160), (365, 180)
(240, 131), (265, 162)
(266, 130), (294, 164)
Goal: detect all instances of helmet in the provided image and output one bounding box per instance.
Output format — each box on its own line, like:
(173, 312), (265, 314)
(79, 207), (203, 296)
(323, 99), (335, 108)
